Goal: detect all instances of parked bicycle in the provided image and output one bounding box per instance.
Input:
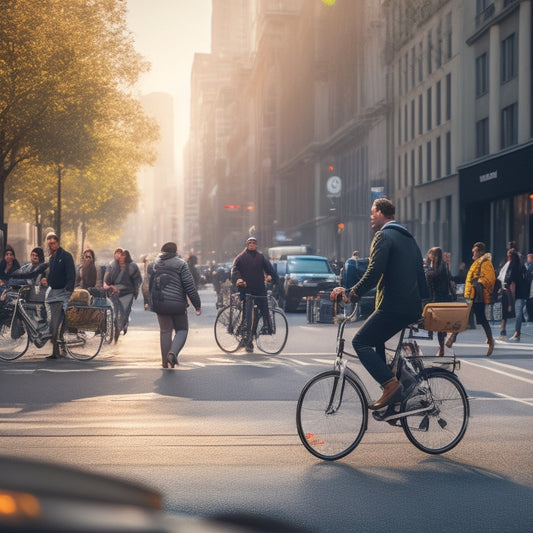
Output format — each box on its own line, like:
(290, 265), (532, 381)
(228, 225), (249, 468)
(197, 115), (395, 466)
(214, 291), (288, 355)
(296, 304), (469, 460)
(0, 284), (110, 361)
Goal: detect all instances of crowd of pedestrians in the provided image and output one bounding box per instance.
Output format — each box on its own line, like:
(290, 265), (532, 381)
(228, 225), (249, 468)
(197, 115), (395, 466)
(0, 221), (532, 367)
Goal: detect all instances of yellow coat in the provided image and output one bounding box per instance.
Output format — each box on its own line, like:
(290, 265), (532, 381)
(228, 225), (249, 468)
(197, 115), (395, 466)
(464, 253), (496, 304)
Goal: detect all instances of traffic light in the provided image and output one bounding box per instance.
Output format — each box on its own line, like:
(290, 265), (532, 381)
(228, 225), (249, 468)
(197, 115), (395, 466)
(337, 222), (344, 234)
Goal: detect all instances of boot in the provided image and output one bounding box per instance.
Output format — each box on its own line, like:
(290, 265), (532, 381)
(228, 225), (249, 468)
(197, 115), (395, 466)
(445, 333), (456, 349)
(369, 378), (403, 411)
(482, 323), (494, 357)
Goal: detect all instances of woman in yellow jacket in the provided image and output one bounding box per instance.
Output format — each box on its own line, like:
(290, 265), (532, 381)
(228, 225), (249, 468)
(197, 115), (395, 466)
(463, 241), (496, 356)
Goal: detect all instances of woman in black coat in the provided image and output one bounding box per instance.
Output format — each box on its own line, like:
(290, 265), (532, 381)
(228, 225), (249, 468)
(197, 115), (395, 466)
(425, 247), (454, 356)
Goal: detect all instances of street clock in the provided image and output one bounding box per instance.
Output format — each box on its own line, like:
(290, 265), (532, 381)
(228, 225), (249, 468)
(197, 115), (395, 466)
(326, 176), (342, 196)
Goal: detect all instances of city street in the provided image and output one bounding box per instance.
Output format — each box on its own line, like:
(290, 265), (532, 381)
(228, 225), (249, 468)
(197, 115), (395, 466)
(1, 286), (532, 532)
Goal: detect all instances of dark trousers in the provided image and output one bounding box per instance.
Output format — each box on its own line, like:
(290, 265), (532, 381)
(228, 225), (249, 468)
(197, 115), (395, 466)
(242, 294), (270, 339)
(48, 301), (65, 353)
(156, 313), (188, 365)
(352, 309), (416, 385)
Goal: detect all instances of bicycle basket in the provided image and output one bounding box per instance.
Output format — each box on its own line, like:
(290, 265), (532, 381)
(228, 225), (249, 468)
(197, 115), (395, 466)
(66, 306), (105, 330)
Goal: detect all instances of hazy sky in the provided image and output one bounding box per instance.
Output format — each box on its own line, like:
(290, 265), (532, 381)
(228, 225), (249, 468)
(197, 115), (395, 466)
(126, 0), (212, 169)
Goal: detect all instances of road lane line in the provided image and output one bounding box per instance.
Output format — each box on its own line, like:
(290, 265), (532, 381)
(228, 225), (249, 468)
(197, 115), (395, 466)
(494, 392), (533, 407)
(462, 359), (533, 385)
(488, 360), (533, 376)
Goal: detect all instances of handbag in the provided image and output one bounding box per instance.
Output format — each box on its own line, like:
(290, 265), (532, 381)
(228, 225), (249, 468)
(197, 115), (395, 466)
(471, 280), (485, 303)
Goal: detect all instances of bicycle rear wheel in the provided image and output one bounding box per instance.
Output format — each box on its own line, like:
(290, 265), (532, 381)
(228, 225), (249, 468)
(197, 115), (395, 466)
(214, 304), (243, 353)
(64, 328), (104, 361)
(401, 368), (469, 454)
(296, 370), (367, 461)
(0, 314), (30, 361)
(256, 308), (288, 355)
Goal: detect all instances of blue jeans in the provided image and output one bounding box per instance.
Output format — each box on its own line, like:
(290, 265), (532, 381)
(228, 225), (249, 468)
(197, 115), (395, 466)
(352, 309), (417, 386)
(514, 298), (526, 336)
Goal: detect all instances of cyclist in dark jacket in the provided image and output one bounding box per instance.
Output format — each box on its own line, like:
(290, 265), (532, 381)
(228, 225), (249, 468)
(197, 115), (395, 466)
(332, 199), (428, 410)
(147, 242), (201, 368)
(231, 236), (276, 352)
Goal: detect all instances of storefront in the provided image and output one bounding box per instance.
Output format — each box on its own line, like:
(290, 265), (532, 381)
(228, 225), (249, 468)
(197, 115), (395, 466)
(458, 141), (533, 268)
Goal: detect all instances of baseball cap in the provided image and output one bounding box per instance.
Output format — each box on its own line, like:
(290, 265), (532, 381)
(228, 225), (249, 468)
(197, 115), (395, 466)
(246, 237), (257, 243)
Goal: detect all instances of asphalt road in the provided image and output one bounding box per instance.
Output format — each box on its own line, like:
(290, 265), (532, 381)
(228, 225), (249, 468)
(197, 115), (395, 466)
(1, 287), (532, 532)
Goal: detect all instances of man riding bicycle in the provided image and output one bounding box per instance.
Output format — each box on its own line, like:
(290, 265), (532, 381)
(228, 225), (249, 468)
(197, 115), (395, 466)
(331, 198), (428, 410)
(231, 236), (277, 353)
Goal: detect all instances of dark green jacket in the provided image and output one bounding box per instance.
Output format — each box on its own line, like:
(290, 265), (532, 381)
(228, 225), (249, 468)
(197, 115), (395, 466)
(352, 222), (428, 320)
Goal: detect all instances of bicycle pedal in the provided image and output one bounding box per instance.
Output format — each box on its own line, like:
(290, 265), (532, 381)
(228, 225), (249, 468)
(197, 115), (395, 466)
(372, 404), (400, 423)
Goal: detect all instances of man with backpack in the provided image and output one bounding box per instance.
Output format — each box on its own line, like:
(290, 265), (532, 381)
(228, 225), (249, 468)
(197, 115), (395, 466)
(147, 242), (201, 368)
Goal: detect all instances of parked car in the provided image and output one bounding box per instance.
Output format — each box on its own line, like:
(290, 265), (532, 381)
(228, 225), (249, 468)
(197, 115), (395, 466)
(275, 255), (338, 312)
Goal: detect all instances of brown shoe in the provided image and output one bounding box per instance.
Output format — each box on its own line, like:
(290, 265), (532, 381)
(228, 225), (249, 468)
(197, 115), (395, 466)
(445, 333), (456, 349)
(487, 338), (494, 357)
(436, 346), (444, 357)
(369, 378), (403, 411)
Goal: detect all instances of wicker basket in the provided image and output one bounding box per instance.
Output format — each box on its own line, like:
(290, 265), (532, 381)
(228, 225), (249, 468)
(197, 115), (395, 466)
(65, 306), (105, 330)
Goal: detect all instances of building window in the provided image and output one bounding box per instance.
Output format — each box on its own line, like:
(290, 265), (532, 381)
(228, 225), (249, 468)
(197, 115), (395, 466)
(476, 117), (489, 157)
(436, 136), (441, 179)
(427, 30), (432, 75)
(436, 20), (442, 69)
(404, 104), (408, 143)
(404, 52), (409, 94)
(398, 59), (402, 96)
(411, 100), (415, 140)
(475, 53), (489, 96)
(411, 150), (415, 186)
(418, 145), (423, 184)
(436, 80), (441, 126)
(445, 12), (452, 61)
(418, 42), (423, 82)
(501, 34), (517, 83)
(501, 103), (518, 148)
(426, 141), (432, 180)
(445, 131), (451, 175)
(411, 46), (416, 88)
(445, 74), (452, 121)
(476, 0), (490, 14)
(418, 94), (423, 134)
(398, 108), (401, 145)
(427, 87), (432, 131)
(396, 156), (402, 189)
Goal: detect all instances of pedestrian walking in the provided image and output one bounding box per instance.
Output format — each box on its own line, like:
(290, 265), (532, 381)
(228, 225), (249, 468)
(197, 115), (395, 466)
(463, 242), (496, 356)
(104, 249), (142, 337)
(497, 248), (522, 339)
(147, 242), (201, 368)
(425, 246), (455, 355)
(75, 249), (101, 289)
(508, 251), (529, 342)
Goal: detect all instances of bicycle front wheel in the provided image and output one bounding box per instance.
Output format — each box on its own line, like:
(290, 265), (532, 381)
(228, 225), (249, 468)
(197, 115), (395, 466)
(0, 315), (30, 361)
(104, 305), (114, 344)
(214, 304), (242, 353)
(296, 370), (367, 461)
(256, 308), (288, 355)
(401, 369), (469, 454)
(64, 328), (104, 361)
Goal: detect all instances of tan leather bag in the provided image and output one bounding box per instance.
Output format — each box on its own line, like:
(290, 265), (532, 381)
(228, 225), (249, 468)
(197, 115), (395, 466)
(422, 301), (472, 333)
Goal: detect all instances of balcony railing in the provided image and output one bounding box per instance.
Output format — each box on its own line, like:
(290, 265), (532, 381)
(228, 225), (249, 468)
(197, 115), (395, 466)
(475, 3), (495, 26)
